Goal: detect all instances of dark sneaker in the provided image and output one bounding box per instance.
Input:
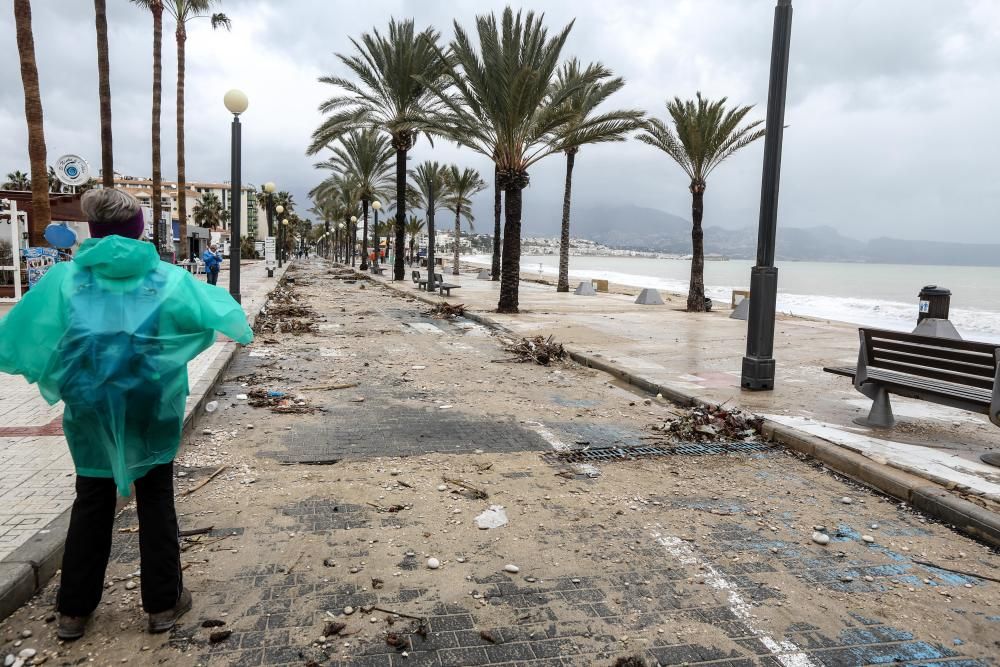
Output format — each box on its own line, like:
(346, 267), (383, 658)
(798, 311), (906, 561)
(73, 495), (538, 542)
(148, 588), (192, 633)
(58, 614), (89, 641)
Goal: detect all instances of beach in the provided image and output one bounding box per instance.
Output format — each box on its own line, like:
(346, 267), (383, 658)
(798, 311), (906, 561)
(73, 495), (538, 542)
(469, 255), (1000, 343)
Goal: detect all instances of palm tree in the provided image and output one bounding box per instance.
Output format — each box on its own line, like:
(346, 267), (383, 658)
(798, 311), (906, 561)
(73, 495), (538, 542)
(3, 171), (31, 190)
(13, 0), (51, 245)
(132, 0), (165, 250)
(164, 1), (231, 258)
(94, 0), (114, 186)
(550, 59), (643, 292)
(409, 161), (451, 288)
(437, 7), (589, 313)
(443, 166), (486, 276)
(638, 93), (764, 311)
(315, 128), (393, 269)
(491, 165), (501, 280)
(309, 18), (450, 281)
(130, 0), (165, 251)
(192, 192), (225, 228)
(405, 214), (425, 264)
(47, 165), (61, 193)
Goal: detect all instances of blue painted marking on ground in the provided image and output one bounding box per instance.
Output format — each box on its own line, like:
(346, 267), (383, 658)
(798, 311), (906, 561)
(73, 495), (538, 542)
(986, 615), (1000, 622)
(550, 395), (598, 408)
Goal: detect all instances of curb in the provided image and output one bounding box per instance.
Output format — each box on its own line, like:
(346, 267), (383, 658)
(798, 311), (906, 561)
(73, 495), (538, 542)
(0, 264), (288, 622)
(376, 272), (1000, 548)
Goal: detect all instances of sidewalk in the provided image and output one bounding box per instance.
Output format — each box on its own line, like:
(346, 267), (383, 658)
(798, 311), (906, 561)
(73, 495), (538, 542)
(378, 263), (1000, 516)
(0, 259), (285, 619)
(2, 258), (997, 666)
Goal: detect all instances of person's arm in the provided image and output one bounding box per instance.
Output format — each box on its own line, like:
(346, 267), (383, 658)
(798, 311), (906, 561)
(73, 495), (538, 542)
(0, 263), (70, 382)
(184, 272), (252, 344)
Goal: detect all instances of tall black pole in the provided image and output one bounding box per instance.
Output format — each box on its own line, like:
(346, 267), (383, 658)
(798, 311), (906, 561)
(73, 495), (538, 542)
(228, 115), (242, 303)
(741, 0), (792, 391)
(265, 192), (274, 277)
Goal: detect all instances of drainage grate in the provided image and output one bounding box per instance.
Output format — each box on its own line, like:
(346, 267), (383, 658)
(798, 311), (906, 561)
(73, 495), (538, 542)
(542, 441), (773, 464)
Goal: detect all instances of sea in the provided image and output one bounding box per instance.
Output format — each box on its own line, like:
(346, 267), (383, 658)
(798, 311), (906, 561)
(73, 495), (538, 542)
(468, 254), (1000, 342)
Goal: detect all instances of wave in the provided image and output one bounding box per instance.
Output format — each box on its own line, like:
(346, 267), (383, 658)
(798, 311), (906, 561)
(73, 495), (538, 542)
(466, 255), (1000, 341)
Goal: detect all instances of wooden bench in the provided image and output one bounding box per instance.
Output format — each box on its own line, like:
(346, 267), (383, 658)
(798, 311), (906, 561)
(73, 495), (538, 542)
(434, 273), (461, 297)
(823, 327), (1000, 428)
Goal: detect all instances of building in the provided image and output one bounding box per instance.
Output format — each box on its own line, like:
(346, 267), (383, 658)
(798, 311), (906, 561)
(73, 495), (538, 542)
(109, 174), (260, 256)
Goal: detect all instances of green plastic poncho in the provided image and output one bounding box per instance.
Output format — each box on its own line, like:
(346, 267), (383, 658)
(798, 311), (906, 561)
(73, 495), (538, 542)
(0, 236), (253, 495)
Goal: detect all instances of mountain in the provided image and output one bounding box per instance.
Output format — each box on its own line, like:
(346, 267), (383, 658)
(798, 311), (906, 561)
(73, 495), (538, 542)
(556, 205), (1000, 266)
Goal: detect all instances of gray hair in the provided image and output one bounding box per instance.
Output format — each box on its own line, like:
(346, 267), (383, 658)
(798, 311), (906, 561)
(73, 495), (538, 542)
(81, 188), (140, 223)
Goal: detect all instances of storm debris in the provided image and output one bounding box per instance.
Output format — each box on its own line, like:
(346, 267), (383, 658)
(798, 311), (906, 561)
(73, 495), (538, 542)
(498, 335), (566, 365)
(650, 404), (763, 441)
(246, 388), (319, 414)
(427, 302), (466, 319)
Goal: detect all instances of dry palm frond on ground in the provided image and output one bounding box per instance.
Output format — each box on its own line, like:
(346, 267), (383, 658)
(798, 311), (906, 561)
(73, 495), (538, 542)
(497, 335), (566, 365)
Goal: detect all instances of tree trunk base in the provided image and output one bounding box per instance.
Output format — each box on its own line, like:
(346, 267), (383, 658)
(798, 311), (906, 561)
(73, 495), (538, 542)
(556, 285), (569, 293)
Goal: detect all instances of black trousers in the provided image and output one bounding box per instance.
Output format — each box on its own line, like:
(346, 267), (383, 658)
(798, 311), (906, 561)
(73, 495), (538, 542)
(207, 267), (219, 285)
(57, 462), (183, 616)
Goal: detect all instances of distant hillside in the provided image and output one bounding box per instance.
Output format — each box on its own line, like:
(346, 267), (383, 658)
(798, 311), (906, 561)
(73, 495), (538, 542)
(556, 205), (1000, 267)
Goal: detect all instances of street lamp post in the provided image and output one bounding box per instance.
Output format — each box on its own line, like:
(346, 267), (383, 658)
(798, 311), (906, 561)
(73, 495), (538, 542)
(280, 218), (288, 266)
(350, 215), (358, 267)
(263, 181), (276, 277)
(371, 201), (381, 268)
(275, 205), (285, 268)
(223, 89), (248, 304)
(741, 0), (793, 391)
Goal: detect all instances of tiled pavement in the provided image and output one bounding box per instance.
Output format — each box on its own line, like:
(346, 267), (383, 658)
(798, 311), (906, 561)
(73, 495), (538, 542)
(0, 261), (282, 562)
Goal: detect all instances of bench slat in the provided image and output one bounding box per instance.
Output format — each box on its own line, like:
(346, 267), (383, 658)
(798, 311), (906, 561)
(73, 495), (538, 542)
(872, 358), (995, 390)
(871, 347), (996, 379)
(863, 368), (992, 402)
(862, 327), (999, 355)
(870, 338), (995, 367)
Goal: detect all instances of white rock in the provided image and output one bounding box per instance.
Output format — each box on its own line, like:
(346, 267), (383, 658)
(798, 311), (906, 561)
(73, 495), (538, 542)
(370, 616), (377, 623)
(427, 558), (440, 570)
(503, 564), (520, 573)
(862, 535), (875, 543)
(125, 581), (137, 590)
(16, 650), (35, 661)
(437, 484), (447, 492)
(236, 394), (248, 400)
(475, 506), (508, 530)
(864, 576), (874, 582)
(439, 405), (452, 410)
(343, 606), (354, 615)
(18, 631), (30, 639)
(811, 532), (830, 545)
(870, 523), (879, 530)
(4, 655), (14, 667)
(411, 365), (426, 370)
(205, 401), (218, 413)
(456, 557), (466, 563)
(840, 497), (853, 504)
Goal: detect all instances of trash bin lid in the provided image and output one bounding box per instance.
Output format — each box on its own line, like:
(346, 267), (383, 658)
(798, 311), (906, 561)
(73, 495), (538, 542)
(919, 285), (951, 297)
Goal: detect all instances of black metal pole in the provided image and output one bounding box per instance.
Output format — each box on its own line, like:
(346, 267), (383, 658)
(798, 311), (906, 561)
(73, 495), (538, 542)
(741, 0), (793, 391)
(372, 208), (379, 267)
(265, 192), (274, 277)
(228, 115), (242, 303)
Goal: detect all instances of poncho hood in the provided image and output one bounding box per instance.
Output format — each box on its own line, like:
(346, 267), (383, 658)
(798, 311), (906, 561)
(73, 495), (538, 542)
(75, 235), (160, 279)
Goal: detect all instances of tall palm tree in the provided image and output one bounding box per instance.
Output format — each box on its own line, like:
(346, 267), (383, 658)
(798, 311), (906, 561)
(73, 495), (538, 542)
(13, 0), (51, 245)
(491, 165), (501, 280)
(409, 161), (451, 288)
(405, 214), (425, 264)
(130, 0), (165, 251)
(315, 128), (393, 269)
(192, 192), (224, 228)
(164, 1), (230, 258)
(437, 7), (589, 313)
(550, 59), (643, 292)
(638, 93), (764, 311)
(309, 18), (450, 281)
(444, 166), (486, 276)
(3, 171), (31, 190)
(94, 0), (114, 186)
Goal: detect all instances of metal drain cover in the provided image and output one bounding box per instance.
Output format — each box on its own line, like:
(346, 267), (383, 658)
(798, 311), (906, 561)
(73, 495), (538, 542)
(542, 441), (772, 464)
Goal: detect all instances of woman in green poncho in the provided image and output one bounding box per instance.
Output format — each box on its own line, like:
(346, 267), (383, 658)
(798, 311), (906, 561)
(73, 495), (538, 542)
(0, 189), (252, 640)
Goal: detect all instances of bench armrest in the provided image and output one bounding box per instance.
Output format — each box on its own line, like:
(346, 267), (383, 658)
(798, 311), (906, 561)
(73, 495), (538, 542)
(992, 350), (1000, 427)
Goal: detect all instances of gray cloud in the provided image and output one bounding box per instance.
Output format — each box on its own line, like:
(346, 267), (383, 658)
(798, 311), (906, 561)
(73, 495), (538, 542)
(1, 0), (998, 243)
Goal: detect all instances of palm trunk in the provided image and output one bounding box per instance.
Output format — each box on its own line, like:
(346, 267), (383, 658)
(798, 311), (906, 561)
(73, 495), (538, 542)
(452, 206), (461, 275)
(491, 165), (501, 281)
(557, 150), (576, 292)
(176, 26), (187, 258)
(687, 182), (707, 311)
(498, 186), (523, 313)
(425, 187), (436, 291)
(393, 148), (406, 280)
(151, 1), (163, 251)
(360, 199), (369, 269)
(409, 237), (414, 264)
(13, 0), (50, 245)
(94, 0), (113, 187)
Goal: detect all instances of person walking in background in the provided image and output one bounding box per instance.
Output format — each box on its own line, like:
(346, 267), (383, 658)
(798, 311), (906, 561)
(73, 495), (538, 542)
(0, 189), (253, 640)
(202, 244), (222, 285)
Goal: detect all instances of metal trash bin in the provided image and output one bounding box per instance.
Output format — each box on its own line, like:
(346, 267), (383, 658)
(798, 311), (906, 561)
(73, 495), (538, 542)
(918, 285), (951, 322)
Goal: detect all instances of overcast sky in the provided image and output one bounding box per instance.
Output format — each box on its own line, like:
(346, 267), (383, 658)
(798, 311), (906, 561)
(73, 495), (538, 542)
(1, 1), (998, 242)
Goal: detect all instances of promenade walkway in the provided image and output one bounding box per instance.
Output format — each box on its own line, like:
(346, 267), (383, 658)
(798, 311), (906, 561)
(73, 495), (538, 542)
(381, 262), (1000, 506)
(0, 260), (282, 614)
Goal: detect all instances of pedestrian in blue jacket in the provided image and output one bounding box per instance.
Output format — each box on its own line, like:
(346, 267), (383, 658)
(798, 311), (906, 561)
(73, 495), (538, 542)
(202, 244), (222, 285)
